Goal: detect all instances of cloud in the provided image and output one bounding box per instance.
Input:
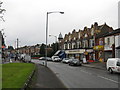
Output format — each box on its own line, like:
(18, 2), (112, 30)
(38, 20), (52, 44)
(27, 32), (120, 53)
(3, 0), (119, 47)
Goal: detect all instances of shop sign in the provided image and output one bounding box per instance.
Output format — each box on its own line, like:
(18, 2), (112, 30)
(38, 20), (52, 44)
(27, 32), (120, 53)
(65, 49), (85, 54)
(93, 45), (104, 50)
(86, 49), (93, 52)
(84, 51), (88, 55)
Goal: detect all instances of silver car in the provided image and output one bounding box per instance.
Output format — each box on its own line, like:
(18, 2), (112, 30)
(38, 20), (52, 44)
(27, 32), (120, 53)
(62, 58), (71, 64)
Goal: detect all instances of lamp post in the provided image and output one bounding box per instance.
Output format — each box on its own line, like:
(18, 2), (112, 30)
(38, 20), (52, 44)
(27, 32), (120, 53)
(45, 11), (64, 67)
(49, 35), (57, 43)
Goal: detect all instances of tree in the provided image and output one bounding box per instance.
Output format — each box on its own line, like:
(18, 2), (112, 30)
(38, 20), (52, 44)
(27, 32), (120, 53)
(0, 1), (6, 22)
(8, 46), (14, 50)
(39, 43), (46, 57)
(51, 42), (59, 55)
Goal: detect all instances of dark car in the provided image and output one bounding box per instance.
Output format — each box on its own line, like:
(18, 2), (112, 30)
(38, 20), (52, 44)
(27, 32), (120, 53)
(69, 59), (82, 66)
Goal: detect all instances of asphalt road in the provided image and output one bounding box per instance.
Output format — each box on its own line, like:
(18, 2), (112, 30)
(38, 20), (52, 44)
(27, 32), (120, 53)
(31, 59), (120, 89)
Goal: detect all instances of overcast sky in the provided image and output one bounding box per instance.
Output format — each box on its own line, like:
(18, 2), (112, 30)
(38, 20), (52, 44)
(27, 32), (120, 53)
(1, 0), (119, 48)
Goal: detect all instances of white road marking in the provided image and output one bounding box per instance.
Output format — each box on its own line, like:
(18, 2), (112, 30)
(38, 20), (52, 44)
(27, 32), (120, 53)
(79, 69), (119, 84)
(97, 75), (119, 84)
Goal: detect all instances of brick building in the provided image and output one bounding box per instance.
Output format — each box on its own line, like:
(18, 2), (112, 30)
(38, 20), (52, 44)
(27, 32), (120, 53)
(60, 22), (114, 62)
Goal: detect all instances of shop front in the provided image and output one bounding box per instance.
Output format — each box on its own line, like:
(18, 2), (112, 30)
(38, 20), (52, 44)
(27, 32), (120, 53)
(85, 49), (94, 62)
(93, 45), (104, 62)
(65, 49), (93, 62)
(65, 49), (85, 60)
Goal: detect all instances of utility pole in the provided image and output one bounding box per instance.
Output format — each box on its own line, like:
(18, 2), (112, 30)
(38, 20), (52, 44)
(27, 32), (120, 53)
(16, 38), (20, 55)
(17, 38), (19, 49)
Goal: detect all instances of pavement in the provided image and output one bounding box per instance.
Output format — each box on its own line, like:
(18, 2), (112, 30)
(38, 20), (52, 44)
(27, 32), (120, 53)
(2, 59), (21, 64)
(28, 64), (67, 89)
(82, 62), (106, 70)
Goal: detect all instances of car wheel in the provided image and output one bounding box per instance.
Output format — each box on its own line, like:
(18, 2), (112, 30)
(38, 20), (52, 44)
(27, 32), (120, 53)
(109, 68), (113, 74)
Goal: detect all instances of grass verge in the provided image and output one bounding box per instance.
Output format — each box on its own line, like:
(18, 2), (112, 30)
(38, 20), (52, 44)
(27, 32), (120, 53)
(2, 63), (35, 88)
(0, 64), (2, 89)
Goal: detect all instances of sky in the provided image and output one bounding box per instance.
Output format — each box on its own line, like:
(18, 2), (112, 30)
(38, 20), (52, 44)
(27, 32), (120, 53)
(1, 0), (120, 48)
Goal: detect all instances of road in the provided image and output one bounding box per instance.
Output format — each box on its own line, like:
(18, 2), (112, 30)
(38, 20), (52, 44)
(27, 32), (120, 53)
(32, 60), (120, 88)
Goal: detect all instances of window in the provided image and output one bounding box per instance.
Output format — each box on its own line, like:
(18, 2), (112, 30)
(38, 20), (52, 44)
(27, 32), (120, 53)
(68, 43), (71, 49)
(79, 41), (82, 48)
(72, 43), (75, 49)
(117, 61), (120, 66)
(85, 34), (88, 37)
(69, 36), (71, 41)
(64, 44), (67, 49)
(85, 40), (88, 48)
(92, 40), (94, 47)
(107, 38), (110, 45)
(79, 33), (81, 39)
(77, 42), (80, 48)
(64, 44), (66, 49)
(83, 41), (85, 48)
(91, 29), (94, 36)
(74, 37), (76, 40)
(89, 39), (94, 48)
(99, 38), (103, 45)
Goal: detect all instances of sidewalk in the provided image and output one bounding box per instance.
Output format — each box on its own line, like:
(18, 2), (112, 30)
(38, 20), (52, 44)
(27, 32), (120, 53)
(28, 64), (67, 89)
(2, 59), (20, 64)
(82, 62), (106, 70)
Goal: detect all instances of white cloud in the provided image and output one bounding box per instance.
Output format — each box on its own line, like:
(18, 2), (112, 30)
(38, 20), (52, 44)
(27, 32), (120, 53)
(2, 0), (120, 47)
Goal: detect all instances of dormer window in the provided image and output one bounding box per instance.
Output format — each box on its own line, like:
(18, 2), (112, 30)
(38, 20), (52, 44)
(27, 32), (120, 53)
(91, 28), (94, 35)
(79, 33), (81, 39)
(74, 37), (76, 40)
(69, 36), (71, 41)
(85, 34), (88, 37)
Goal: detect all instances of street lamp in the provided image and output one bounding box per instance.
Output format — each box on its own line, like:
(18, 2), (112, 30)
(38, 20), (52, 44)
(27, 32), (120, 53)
(49, 35), (57, 43)
(45, 11), (64, 67)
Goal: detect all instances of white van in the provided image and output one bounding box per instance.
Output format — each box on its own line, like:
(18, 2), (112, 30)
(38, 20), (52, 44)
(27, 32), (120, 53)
(106, 58), (120, 73)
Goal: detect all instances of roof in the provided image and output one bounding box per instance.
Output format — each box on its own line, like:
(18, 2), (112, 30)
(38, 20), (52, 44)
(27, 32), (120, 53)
(103, 28), (120, 37)
(58, 33), (63, 39)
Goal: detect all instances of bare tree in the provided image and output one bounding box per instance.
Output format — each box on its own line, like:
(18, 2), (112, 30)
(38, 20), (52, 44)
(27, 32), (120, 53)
(0, 1), (5, 22)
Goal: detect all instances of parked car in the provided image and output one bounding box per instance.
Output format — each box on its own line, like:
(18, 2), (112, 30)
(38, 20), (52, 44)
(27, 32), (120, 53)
(69, 59), (82, 66)
(46, 57), (52, 61)
(106, 58), (120, 74)
(39, 57), (46, 60)
(39, 57), (52, 61)
(52, 56), (61, 62)
(24, 54), (31, 63)
(61, 58), (71, 64)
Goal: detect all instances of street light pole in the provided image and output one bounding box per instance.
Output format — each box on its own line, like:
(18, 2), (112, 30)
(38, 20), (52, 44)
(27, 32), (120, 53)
(45, 11), (64, 67)
(45, 12), (48, 67)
